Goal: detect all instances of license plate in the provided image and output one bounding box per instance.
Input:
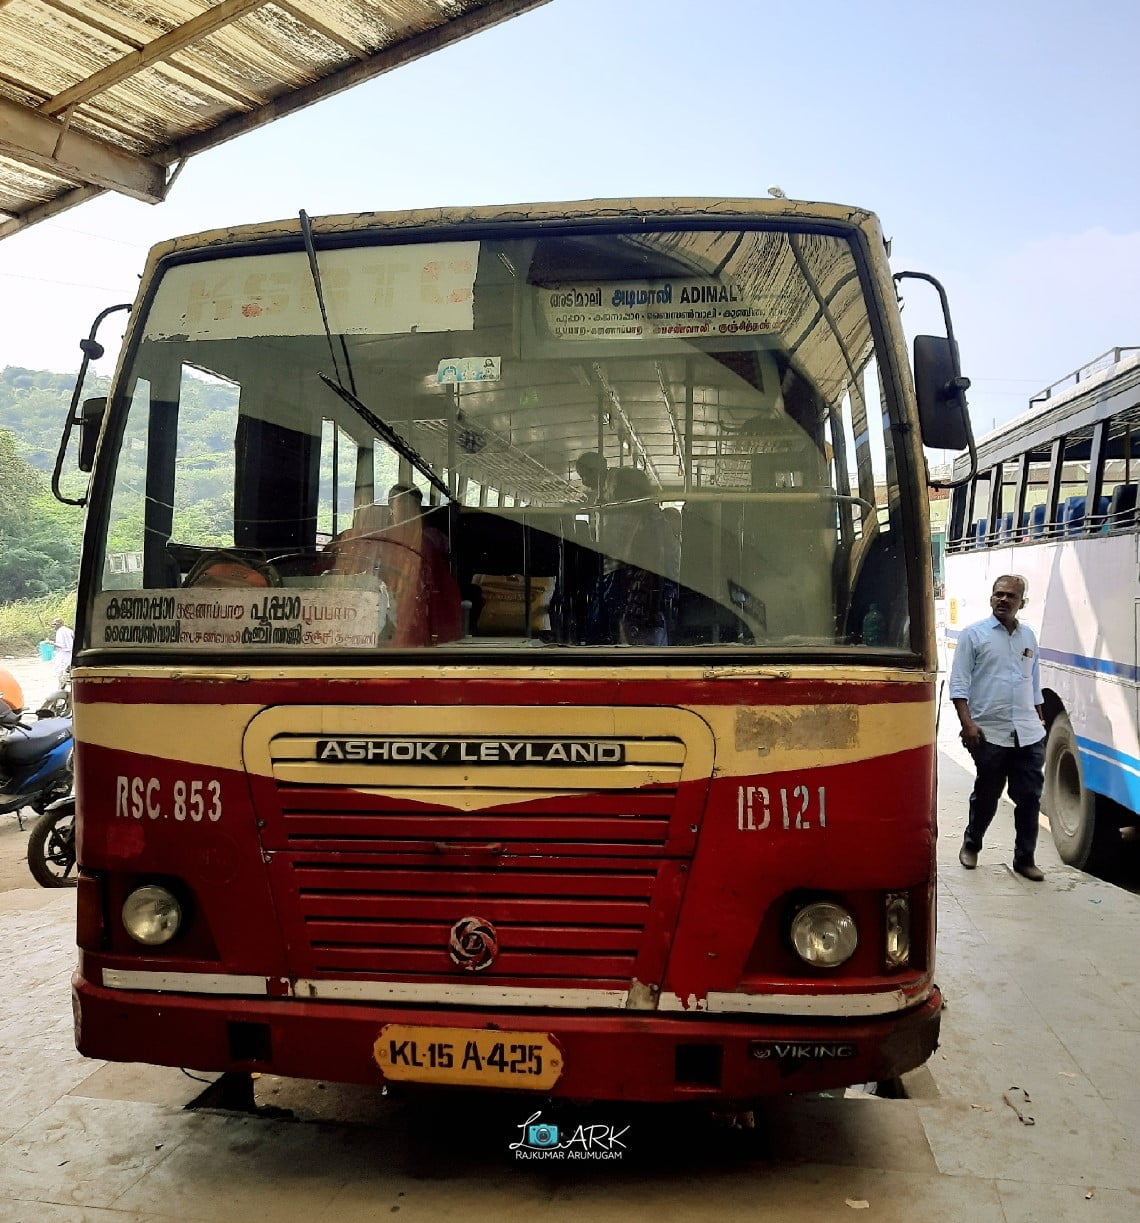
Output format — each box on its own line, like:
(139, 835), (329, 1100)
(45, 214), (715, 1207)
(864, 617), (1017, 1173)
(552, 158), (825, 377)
(374, 1024), (563, 1090)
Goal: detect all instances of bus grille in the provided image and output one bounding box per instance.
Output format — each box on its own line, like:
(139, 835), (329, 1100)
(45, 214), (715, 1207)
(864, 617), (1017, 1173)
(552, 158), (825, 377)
(245, 708), (713, 988)
(265, 853), (685, 987)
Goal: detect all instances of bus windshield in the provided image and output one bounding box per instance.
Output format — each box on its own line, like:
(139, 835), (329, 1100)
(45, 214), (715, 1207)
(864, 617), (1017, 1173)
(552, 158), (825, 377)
(91, 220), (912, 655)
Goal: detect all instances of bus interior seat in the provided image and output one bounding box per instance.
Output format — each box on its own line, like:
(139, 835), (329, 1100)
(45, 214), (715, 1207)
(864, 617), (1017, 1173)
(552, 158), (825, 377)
(1108, 483), (1138, 529)
(999, 512), (1014, 540)
(1063, 495), (1110, 536)
(1029, 503), (1047, 538)
(1062, 496), (1085, 535)
(974, 518), (988, 547)
(1092, 494), (1110, 531)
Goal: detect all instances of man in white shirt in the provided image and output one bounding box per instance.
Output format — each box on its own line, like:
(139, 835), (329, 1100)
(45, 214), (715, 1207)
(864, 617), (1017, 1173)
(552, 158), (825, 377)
(51, 617), (74, 684)
(948, 574), (1047, 881)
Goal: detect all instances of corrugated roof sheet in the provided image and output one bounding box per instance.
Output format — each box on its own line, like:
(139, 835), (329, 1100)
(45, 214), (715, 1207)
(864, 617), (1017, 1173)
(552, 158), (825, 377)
(0, 0), (548, 238)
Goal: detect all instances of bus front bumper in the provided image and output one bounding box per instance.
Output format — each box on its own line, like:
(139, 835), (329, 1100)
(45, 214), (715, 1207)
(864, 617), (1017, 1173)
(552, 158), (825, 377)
(73, 973), (942, 1104)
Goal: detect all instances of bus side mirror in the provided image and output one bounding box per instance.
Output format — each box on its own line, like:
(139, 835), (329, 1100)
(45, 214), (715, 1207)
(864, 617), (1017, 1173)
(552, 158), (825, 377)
(78, 397), (106, 472)
(913, 335), (971, 451)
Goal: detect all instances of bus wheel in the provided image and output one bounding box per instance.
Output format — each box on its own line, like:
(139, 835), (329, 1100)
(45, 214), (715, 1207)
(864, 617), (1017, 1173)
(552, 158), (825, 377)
(1043, 712), (1103, 869)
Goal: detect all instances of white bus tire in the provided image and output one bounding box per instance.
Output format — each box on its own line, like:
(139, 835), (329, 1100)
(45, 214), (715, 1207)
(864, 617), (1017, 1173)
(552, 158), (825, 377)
(1043, 713), (1101, 869)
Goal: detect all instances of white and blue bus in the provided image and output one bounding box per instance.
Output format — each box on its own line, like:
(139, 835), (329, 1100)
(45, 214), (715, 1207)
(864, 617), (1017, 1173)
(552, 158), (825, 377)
(944, 347), (1140, 868)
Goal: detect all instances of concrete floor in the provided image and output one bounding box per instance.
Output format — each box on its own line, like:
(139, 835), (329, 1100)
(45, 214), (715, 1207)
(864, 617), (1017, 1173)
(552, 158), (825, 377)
(1, 664), (1137, 1220)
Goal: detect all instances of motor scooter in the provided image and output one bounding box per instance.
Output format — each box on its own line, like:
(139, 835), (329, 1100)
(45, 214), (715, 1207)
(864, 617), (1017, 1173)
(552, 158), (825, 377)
(0, 700), (73, 832)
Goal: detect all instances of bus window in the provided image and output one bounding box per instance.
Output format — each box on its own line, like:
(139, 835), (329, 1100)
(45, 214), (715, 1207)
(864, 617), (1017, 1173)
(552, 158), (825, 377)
(970, 470), (992, 546)
(1022, 448), (1053, 539)
(1102, 408), (1140, 529)
(1058, 426), (1097, 535)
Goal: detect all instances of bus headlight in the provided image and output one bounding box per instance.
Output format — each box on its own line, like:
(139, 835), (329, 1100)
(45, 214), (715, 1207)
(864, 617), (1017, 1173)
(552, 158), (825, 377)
(789, 902), (858, 968)
(884, 892), (911, 968)
(122, 885), (182, 946)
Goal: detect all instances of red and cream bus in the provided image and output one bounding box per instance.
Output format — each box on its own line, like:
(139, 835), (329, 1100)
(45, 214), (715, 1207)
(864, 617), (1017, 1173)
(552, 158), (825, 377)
(62, 198), (970, 1102)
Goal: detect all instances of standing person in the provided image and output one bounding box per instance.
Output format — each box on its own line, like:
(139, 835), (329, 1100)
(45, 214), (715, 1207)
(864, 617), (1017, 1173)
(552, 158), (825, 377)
(596, 466), (670, 646)
(949, 574), (1047, 881)
(51, 617), (74, 684)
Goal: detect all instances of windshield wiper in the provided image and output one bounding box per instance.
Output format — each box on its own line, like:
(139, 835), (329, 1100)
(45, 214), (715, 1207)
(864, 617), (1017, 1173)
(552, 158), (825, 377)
(317, 373), (450, 500)
(299, 208), (450, 502)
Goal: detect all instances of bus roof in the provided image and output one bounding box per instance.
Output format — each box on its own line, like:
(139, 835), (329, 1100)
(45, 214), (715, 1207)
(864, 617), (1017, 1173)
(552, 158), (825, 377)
(953, 347), (1140, 475)
(141, 197), (882, 268)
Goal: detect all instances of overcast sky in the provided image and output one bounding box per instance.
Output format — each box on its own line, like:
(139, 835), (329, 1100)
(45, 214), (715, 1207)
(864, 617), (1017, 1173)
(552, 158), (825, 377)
(1, 0), (1137, 436)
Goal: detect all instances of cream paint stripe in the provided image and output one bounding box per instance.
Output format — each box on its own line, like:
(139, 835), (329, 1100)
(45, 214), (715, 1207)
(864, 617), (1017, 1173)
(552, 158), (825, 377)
(98, 969), (931, 1018)
(100, 969), (625, 1009)
(102, 968), (268, 995)
(700, 701), (936, 777)
(79, 704), (262, 772)
(76, 699), (933, 782)
(292, 981), (630, 1008)
(658, 985), (931, 1017)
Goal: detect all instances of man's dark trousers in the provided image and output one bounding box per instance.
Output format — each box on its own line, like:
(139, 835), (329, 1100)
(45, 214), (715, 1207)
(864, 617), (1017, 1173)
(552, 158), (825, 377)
(963, 738), (1046, 869)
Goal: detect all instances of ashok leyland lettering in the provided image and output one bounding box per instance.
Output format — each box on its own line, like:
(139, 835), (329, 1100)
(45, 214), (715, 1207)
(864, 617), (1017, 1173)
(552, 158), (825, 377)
(57, 199), (972, 1102)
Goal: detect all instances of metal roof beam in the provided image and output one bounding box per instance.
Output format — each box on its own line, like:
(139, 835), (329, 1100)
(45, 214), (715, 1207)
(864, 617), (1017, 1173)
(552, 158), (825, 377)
(0, 182), (105, 240)
(39, 0), (272, 117)
(0, 96), (166, 203)
(161, 0), (550, 164)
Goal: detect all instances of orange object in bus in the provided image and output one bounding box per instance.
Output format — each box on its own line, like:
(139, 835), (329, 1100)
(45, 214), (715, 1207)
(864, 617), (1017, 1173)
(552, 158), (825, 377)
(184, 551), (276, 588)
(0, 667), (24, 712)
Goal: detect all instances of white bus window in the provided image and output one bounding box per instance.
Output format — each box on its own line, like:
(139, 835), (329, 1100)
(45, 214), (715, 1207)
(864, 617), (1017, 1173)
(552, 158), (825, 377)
(1022, 449), (1053, 539)
(969, 471), (992, 546)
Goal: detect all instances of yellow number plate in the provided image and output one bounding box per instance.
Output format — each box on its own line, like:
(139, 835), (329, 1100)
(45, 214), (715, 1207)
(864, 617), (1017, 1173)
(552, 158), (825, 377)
(374, 1024), (563, 1090)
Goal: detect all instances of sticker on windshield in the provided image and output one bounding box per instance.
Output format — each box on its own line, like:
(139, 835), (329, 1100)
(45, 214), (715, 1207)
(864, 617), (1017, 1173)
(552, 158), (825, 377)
(91, 590), (383, 650)
(540, 279), (784, 342)
(437, 356), (501, 384)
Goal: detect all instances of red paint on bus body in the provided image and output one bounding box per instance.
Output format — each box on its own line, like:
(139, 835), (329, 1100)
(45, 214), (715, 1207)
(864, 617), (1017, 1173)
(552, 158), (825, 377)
(72, 671), (939, 1101)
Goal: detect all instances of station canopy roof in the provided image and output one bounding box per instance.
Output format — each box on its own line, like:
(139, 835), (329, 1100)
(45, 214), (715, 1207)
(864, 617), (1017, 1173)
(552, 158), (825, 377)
(0, 0), (548, 240)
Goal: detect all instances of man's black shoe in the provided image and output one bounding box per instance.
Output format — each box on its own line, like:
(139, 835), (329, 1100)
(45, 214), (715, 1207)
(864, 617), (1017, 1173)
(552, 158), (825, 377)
(1014, 863), (1045, 881)
(959, 847), (978, 870)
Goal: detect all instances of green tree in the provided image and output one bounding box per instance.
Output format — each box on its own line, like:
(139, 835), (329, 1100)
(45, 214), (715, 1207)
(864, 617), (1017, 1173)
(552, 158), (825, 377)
(0, 430), (82, 600)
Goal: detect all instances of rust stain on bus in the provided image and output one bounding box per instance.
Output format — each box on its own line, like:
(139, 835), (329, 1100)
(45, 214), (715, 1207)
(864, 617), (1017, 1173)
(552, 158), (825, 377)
(734, 706), (859, 754)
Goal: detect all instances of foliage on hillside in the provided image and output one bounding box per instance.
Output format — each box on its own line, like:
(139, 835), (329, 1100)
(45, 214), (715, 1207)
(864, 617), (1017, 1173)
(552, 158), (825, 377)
(0, 426), (83, 604)
(1, 365), (109, 472)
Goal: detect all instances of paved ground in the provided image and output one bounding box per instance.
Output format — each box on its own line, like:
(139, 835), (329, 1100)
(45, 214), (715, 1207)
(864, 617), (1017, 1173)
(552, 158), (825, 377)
(0, 681), (1137, 1220)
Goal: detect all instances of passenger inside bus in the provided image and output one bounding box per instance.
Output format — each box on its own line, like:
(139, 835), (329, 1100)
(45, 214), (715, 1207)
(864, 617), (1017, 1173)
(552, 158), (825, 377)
(330, 484), (463, 647)
(587, 467), (673, 646)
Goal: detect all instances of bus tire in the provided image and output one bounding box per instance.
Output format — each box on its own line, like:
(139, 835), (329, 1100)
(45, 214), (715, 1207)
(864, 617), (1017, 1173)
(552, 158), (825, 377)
(1043, 712), (1103, 869)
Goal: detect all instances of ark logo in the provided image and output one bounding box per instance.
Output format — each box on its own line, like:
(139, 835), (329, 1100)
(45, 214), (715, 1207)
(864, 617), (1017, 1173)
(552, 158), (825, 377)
(509, 1111), (628, 1160)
